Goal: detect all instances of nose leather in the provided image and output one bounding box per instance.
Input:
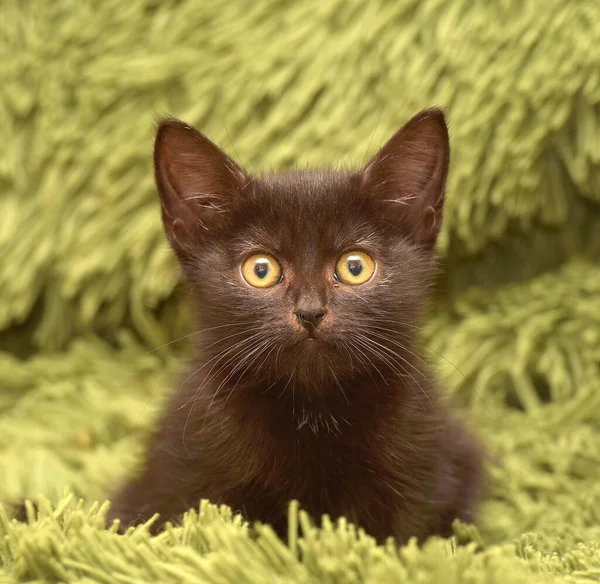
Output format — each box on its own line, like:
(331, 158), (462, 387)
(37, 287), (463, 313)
(295, 307), (325, 330)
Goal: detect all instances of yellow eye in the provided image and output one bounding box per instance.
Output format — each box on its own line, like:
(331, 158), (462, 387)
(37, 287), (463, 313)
(335, 251), (376, 285)
(241, 254), (282, 288)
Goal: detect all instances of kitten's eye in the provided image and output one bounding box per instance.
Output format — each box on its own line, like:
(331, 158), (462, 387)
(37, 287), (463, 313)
(241, 254), (282, 288)
(335, 251), (376, 285)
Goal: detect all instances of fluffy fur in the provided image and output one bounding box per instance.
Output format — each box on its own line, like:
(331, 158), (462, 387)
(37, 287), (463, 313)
(107, 108), (484, 544)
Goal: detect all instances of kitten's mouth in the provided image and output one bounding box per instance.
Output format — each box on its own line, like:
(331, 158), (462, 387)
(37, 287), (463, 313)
(298, 330), (321, 345)
(305, 327), (323, 340)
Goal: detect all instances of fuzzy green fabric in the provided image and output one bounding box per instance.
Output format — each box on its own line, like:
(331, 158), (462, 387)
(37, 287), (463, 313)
(2, 0), (600, 581)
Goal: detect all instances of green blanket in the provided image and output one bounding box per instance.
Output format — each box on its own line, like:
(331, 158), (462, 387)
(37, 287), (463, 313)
(2, 0), (600, 581)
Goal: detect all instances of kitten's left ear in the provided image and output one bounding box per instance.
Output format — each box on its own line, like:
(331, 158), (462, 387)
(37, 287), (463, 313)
(362, 108), (450, 248)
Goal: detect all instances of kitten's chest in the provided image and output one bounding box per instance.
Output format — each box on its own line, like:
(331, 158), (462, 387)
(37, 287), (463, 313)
(262, 419), (386, 495)
(228, 399), (400, 488)
(196, 391), (417, 511)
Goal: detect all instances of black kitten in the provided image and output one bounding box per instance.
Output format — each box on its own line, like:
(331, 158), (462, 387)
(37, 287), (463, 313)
(107, 108), (484, 544)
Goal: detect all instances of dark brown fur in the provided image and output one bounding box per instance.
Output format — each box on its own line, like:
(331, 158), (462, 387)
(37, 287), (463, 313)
(106, 109), (484, 544)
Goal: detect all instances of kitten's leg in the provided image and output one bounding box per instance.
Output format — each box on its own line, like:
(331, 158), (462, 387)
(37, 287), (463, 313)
(106, 446), (204, 533)
(435, 419), (484, 537)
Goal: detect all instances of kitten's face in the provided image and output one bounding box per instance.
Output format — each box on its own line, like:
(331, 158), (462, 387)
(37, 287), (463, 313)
(154, 110), (449, 395)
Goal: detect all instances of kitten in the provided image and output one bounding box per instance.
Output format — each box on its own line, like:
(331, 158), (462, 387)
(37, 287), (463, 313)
(107, 108), (484, 544)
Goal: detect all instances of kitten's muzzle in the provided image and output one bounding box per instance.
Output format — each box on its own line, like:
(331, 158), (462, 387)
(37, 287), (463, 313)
(295, 307), (325, 334)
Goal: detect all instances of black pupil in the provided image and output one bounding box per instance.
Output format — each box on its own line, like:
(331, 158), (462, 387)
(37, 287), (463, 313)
(347, 258), (363, 277)
(254, 260), (270, 279)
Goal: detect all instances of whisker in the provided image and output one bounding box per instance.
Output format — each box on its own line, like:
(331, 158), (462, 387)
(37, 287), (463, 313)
(277, 366), (297, 400)
(199, 331), (266, 382)
(361, 327), (488, 410)
(188, 336), (268, 444)
(175, 330), (264, 413)
(326, 360), (349, 405)
(359, 323), (468, 379)
(353, 335), (405, 378)
(141, 322), (251, 356)
(204, 336), (267, 407)
(180, 333), (265, 452)
(353, 333), (433, 407)
(333, 338), (354, 372)
(358, 327), (430, 368)
(346, 338), (387, 385)
(181, 325), (266, 365)
(221, 339), (276, 408)
(249, 340), (279, 384)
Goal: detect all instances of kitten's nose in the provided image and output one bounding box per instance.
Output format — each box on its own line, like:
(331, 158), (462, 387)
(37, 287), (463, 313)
(295, 307), (325, 331)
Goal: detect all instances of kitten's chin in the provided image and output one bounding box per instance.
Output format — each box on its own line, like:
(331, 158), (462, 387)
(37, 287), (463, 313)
(286, 335), (347, 374)
(294, 332), (329, 353)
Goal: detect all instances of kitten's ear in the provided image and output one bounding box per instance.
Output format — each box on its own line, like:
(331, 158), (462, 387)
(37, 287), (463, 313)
(154, 119), (248, 256)
(362, 108), (449, 248)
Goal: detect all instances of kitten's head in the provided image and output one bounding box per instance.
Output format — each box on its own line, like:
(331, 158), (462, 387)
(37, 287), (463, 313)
(155, 109), (449, 397)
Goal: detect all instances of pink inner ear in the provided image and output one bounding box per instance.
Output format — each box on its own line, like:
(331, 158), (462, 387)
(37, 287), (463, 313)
(170, 217), (191, 244)
(421, 205), (438, 241)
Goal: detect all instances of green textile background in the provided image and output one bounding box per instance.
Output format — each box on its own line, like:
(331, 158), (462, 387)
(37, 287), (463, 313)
(1, 0), (600, 581)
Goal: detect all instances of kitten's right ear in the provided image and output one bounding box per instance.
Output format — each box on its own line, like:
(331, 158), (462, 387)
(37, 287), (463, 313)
(154, 119), (248, 257)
